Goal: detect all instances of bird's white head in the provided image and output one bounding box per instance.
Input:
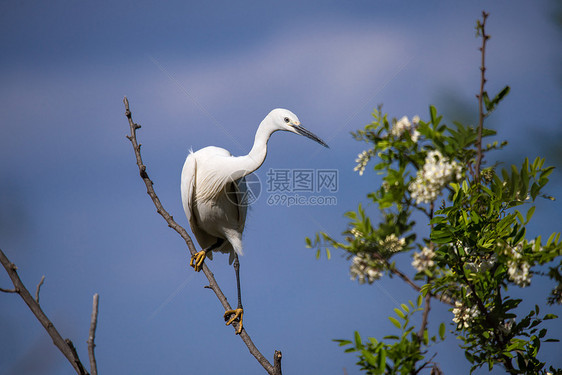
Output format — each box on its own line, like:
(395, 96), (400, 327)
(266, 108), (329, 148)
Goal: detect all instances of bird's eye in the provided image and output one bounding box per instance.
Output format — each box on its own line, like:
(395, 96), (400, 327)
(284, 117), (290, 123)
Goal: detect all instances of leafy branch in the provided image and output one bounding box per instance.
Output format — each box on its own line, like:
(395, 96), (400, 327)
(307, 11), (561, 375)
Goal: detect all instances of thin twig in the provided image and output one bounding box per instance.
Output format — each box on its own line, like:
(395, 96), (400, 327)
(35, 275), (45, 303)
(371, 252), (455, 306)
(469, 13), (516, 372)
(123, 96), (282, 375)
(0, 248), (89, 375)
(413, 353), (438, 375)
(417, 290), (432, 340)
(88, 293), (99, 375)
(474, 11), (489, 184)
(0, 286), (17, 293)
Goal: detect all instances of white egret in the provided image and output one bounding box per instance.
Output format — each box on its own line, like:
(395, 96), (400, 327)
(181, 108), (328, 334)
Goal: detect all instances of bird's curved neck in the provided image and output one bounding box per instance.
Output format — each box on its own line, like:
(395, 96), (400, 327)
(231, 119), (276, 180)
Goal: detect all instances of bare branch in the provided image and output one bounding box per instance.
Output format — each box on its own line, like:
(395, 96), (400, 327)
(0, 286), (17, 293)
(414, 353), (439, 375)
(474, 11), (489, 184)
(66, 339), (88, 375)
(35, 275), (45, 303)
(273, 350), (282, 375)
(123, 96), (282, 375)
(0, 248), (89, 375)
(88, 293), (99, 375)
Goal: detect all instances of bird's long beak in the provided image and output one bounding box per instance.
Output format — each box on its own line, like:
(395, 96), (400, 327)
(291, 124), (329, 148)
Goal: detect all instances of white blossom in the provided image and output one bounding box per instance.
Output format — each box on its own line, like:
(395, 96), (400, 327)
(354, 149), (374, 176)
(503, 318), (515, 332)
(411, 129), (421, 143)
(507, 260), (531, 287)
(350, 228), (362, 239)
(350, 253), (383, 284)
(390, 115), (421, 143)
(465, 254), (496, 273)
(379, 234), (406, 253)
(528, 239), (544, 252)
(412, 246), (435, 272)
(452, 300), (480, 329)
(391, 116), (412, 138)
(409, 150), (463, 204)
(504, 242), (532, 287)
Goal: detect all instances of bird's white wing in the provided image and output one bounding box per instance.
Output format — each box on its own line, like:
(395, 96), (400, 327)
(180, 151), (197, 224)
(235, 177), (248, 233)
(181, 152), (216, 254)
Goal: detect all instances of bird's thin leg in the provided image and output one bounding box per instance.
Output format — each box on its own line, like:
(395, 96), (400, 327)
(234, 253), (243, 310)
(224, 253), (244, 334)
(190, 238), (224, 272)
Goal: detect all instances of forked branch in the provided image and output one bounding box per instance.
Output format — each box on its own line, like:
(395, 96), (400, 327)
(123, 96), (282, 375)
(0, 248), (97, 375)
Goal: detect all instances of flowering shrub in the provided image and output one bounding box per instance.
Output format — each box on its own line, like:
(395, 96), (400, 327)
(307, 12), (561, 374)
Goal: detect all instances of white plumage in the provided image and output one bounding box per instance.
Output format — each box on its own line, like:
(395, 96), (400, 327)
(180, 108), (328, 334)
(181, 146), (247, 264)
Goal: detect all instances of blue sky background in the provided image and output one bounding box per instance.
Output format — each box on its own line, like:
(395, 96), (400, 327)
(1, 1), (561, 374)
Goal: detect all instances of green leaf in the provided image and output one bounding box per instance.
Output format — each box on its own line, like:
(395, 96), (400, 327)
(382, 335), (400, 340)
(543, 314), (558, 320)
(526, 206), (536, 224)
(431, 229), (453, 243)
(492, 85), (510, 107)
(483, 91), (491, 111)
(362, 349), (378, 367)
(394, 308), (405, 319)
(401, 303), (410, 313)
(389, 316), (401, 329)
(485, 85), (511, 113)
(334, 339), (352, 346)
(439, 322), (446, 340)
(546, 232), (557, 247)
(354, 331), (363, 349)
(430, 105), (438, 125)
(534, 236), (542, 251)
(513, 226), (526, 245)
(497, 214), (515, 234)
(515, 210), (524, 224)
(326, 248), (331, 260)
(377, 349), (387, 371)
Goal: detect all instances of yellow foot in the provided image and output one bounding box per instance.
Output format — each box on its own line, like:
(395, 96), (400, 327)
(190, 250), (206, 272)
(224, 308), (244, 335)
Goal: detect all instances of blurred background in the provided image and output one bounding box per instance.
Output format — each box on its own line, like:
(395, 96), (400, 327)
(1, 1), (560, 374)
